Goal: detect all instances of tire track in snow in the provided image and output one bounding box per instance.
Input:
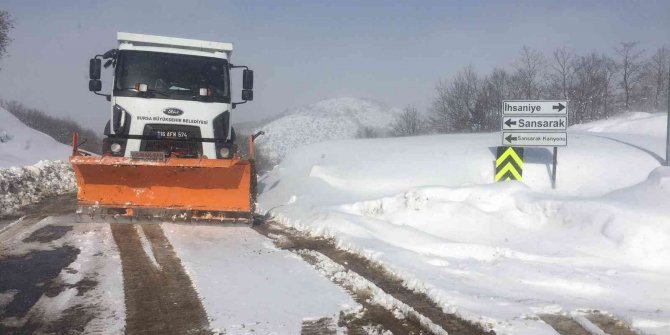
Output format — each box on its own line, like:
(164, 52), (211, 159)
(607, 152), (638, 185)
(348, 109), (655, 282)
(255, 221), (493, 335)
(110, 224), (210, 334)
(539, 312), (641, 335)
(585, 311), (640, 335)
(539, 314), (592, 335)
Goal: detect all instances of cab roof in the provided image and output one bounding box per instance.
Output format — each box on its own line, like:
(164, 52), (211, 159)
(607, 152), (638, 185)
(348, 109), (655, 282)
(117, 32), (233, 54)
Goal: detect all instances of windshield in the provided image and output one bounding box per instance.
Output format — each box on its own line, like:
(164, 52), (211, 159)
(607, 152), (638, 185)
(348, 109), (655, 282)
(114, 50), (230, 103)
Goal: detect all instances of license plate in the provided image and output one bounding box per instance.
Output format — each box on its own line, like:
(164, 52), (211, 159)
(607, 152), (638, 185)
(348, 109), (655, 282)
(154, 130), (189, 139)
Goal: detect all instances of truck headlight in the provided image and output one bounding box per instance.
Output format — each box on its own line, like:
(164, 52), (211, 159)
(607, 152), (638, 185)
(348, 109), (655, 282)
(219, 147), (230, 158)
(111, 143), (122, 153)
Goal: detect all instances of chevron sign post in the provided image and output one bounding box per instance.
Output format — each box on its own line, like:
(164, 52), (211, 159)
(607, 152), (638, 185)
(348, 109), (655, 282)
(495, 147), (524, 181)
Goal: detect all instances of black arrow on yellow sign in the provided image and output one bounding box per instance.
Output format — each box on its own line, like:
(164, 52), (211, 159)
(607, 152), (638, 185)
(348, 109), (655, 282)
(495, 146), (524, 181)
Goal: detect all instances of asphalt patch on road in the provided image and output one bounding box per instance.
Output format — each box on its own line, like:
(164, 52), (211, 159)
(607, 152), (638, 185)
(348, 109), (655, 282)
(22, 225), (72, 243)
(0, 246), (80, 319)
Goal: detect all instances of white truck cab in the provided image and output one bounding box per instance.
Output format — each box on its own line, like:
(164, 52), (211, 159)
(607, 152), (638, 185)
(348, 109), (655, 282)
(88, 32), (254, 159)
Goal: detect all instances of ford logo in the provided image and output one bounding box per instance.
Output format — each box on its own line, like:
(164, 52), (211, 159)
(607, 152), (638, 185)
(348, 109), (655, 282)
(163, 108), (184, 116)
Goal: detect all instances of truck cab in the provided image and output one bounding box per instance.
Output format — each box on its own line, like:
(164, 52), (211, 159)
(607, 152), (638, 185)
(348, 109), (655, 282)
(88, 32), (253, 160)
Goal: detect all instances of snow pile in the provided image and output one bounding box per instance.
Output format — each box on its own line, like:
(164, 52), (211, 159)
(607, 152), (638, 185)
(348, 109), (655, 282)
(0, 160), (75, 215)
(570, 111), (667, 137)
(0, 106), (71, 168)
(254, 97), (399, 166)
(258, 115), (670, 334)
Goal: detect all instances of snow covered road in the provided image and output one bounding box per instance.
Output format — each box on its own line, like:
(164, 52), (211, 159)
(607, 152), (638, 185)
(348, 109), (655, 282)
(0, 194), (651, 334)
(162, 223), (355, 334)
(3, 195), (474, 334)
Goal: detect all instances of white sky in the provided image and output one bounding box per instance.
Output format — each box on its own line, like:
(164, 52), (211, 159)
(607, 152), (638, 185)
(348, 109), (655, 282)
(0, 0), (668, 130)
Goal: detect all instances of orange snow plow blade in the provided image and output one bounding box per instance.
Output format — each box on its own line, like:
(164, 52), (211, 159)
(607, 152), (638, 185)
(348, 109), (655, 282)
(69, 134), (254, 223)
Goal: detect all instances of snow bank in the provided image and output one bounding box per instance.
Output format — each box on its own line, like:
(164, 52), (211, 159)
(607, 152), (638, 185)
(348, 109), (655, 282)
(0, 160), (75, 215)
(0, 106), (71, 168)
(254, 97), (399, 166)
(258, 114), (670, 334)
(570, 111), (667, 137)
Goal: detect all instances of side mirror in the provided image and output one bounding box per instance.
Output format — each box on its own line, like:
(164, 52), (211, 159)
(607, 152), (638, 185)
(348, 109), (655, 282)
(102, 49), (117, 59)
(243, 69), (254, 90)
(89, 58), (101, 80)
(242, 89), (253, 101)
(89, 79), (102, 92)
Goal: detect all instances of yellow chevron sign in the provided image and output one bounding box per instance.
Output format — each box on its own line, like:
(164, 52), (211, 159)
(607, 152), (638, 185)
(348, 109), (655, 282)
(495, 146), (524, 181)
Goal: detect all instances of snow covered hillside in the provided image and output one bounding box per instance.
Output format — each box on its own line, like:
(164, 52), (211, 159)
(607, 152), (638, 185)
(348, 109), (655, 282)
(0, 106), (71, 168)
(254, 97), (399, 166)
(570, 111), (667, 137)
(258, 112), (670, 334)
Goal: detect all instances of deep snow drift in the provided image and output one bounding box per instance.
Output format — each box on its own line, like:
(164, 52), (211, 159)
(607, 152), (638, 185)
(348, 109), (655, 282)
(0, 107), (71, 168)
(254, 97), (399, 166)
(258, 112), (670, 334)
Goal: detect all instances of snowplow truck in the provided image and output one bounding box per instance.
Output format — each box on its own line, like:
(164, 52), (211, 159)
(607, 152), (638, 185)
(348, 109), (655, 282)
(71, 32), (259, 222)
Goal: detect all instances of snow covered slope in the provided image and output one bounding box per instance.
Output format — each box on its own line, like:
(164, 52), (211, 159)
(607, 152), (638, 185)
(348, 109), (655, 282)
(258, 112), (670, 334)
(254, 97), (399, 166)
(0, 107), (71, 168)
(570, 111), (667, 137)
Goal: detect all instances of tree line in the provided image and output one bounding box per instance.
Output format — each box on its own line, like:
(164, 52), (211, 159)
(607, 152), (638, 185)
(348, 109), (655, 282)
(386, 42), (669, 136)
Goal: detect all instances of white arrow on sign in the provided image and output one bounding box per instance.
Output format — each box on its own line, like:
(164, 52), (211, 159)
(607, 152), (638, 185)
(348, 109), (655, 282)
(502, 116), (568, 131)
(502, 132), (567, 147)
(502, 100), (568, 116)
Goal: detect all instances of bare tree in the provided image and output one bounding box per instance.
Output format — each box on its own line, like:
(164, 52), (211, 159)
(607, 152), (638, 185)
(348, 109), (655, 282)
(0, 11), (13, 69)
(391, 105), (423, 136)
(646, 46), (669, 110)
(549, 46), (575, 100)
(602, 55), (618, 117)
(571, 53), (611, 123)
(513, 46), (546, 99)
(428, 80), (451, 133)
(474, 68), (510, 131)
(615, 42), (645, 111)
(429, 65), (479, 133)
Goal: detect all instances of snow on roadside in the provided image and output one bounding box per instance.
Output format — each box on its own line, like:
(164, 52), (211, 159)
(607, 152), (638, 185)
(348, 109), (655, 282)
(569, 111), (667, 137)
(254, 97), (399, 166)
(0, 160), (75, 216)
(0, 106), (71, 168)
(258, 114), (670, 334)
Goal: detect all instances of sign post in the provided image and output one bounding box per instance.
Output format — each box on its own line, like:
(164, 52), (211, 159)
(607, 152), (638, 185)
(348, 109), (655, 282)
(501, 100), (568, 189)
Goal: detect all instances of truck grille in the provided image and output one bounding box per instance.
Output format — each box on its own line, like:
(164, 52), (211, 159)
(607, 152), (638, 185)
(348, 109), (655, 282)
(140, 124), (203, 158)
